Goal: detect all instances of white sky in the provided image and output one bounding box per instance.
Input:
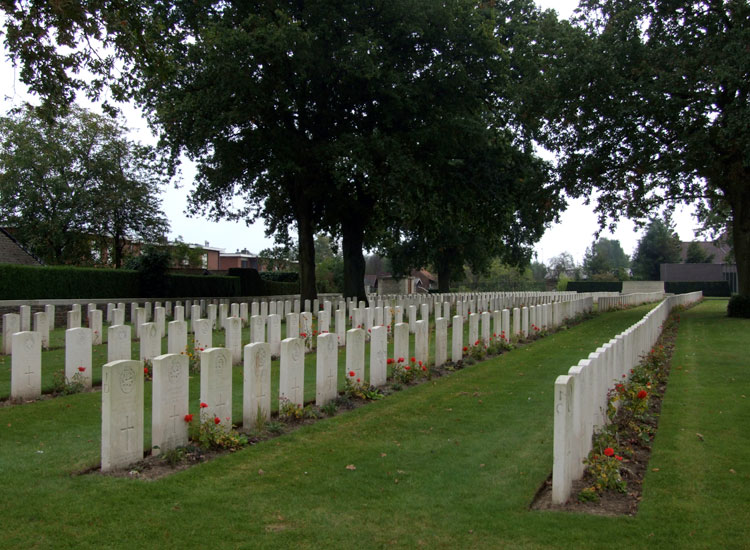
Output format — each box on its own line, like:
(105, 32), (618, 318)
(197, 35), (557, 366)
(0, 0), (703, 266)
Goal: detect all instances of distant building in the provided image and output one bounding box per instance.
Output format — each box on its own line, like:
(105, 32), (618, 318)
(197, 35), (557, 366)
(0, 228), (42, 266)
(367, 268), (438, 295)
(660, 236), (737, 294)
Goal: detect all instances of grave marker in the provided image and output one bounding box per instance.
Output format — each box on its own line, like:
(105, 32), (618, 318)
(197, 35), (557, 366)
(151, 353), (189, 455)
(243, 342), (271, 427)
(101, 359), (143, 472)
(10, 331), (41, 400)
(200, 348), (233, 428)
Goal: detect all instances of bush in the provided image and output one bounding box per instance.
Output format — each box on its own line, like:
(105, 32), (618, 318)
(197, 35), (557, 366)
(0, 264), (140, 300)
(259, 271), (299, 283)
(227, 268), (264, 295)
(566, 281), (623, 293)
(664, 281), (731, 297)
(166, 274), (240, 298)
(727, 295), (750, 318)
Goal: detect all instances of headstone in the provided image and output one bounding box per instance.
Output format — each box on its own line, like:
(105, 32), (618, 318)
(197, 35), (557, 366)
(335, 308), (346, 346)
(230, 303), (239, 319)
(200, 348), (233, 428)
(193, 319), (213, 352)
(134, 307), (146, 339)
(108, 325), (132, 362)
(469, 313), (479, 347)
(151, 353), (189, 456)
(33, 311), (49, 349)
(66, 327), (93, 388)
(190, 305), (201, 331)
(251, 301), (259, 319)
(218, 303), (228, 329)
(318, 310), (330, 334)
(452, 315), (463, 363)
(435, 317), (448, 367)
(243, 342), (271, 427)
(10, 331), (41, 400)
(19, 305), (31, 331)
(369, 326), (387, 387)
(408, 305), (417, 334)
(89, 309), (103, 345)
(395, 305), (403, 325)
(315, 333), (338, 406)
(106, 303), (115, 323)
(173, 305), (185, 323)
(267, 314), (281, 357)
(279, 337), (305, 408)
(101, 359), (144, 472)
(165, 301), (172, 317)
(345, 328), (366, 383)
(415, 320), (429, 367)
(45, 304), (55, 331)
(239, 303), (248, 326)
(144, 301), (152, 322)
(139, 322), (161, 362)
(154, 307), (166, 339)
(67, 309), (81, 330)
(207, 304), (217, 329)
(521, 306), (529, 338)
(168, 320), (188, 355)
(501, 309), (510, 342)
(225, 316), (243, 365)
(251, 315), (265, 343)
(513, 307), (521, 339)
(481, 311), (491, 345)
(112, 308), (125, 327)
(393, 322), (409, 364)
(286, 313), (300, 340)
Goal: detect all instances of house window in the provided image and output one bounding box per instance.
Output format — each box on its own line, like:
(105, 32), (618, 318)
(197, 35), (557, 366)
(241, 259), (248, 268)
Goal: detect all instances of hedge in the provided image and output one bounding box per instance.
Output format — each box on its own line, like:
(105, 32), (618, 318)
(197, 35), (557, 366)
(228, 268), (300, 296)
(259, 271), (299, 283)
(664, 281), (731, 297)
(0, 264), (141, 300)
(0, 264), (241, 300)
(566, 281), (623, 293)
(262, 279), (300, 296)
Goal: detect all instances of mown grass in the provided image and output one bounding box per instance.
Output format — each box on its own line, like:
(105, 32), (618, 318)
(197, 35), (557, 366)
(0, 300), (746, 549)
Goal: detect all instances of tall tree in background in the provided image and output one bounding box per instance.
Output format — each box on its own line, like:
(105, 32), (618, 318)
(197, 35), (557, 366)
(685, 242), (715, 264)
(539, 0), (750, 301)
(582, 238), (630, 280)
(0, 105), (169, 266)
(631, 216), (682, 280)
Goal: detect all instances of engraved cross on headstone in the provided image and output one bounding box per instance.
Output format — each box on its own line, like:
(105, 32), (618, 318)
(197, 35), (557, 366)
(121, 415), (135, 451)
(168, 403), (180, 439)
(24, 364), (34, 387)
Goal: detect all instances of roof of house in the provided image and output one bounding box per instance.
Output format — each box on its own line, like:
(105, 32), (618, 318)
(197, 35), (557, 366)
(679, 238), (731, 264)
(0, 228), (42, 266)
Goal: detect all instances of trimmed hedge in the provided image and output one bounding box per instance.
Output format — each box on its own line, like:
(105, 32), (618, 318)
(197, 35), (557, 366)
(0, 264), (242, 300)
(566, 281), (623, 293)
(262, 279), (300, 296)
(228, 268), (299, 296)
(664, 281), (731, 297)
(259, 271), (299, 283)
(0, 264), (140, 300)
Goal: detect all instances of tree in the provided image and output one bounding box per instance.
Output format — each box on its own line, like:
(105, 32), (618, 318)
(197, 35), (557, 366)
(171, 237), (205, 269)
(685, 242), (714, 264)
(0, 105), (169, 266)
(631, 216), (682, 280)
(548, 252), (577, 281)
(538, 0), (750, 301)
(258, 244), (298, 273)
(582, 238), (630, 280)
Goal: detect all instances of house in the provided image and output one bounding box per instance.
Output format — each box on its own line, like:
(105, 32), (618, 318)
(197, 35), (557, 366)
(661, 237), (737, 294)
(0, 228), (42, 265)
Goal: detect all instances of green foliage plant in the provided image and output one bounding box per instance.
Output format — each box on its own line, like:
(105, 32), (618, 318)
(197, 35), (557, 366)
(51, 369), (86, 396)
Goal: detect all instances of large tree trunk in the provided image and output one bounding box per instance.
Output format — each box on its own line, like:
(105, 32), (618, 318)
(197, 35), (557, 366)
(438, 264), (452, 293)
(730, 186), (750, 297)
(342, 217), (368, 304)
(297, 207), (318, 303)
(113, 232), (123, 269)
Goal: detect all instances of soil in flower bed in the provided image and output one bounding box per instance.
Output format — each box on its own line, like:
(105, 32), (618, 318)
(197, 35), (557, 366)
(530, 309), (683, 516)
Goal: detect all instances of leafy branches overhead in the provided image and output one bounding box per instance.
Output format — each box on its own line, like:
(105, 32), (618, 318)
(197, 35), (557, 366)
(0, 105), (170, 266)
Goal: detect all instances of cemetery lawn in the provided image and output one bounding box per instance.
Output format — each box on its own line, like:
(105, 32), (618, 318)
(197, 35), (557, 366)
(1, 299), (747, 549)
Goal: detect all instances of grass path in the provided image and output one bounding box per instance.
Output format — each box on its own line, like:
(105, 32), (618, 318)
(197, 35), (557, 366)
(0, 299), (747, 548)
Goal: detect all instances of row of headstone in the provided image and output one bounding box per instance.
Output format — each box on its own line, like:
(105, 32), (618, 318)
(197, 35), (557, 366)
(552, 291), (702, 504)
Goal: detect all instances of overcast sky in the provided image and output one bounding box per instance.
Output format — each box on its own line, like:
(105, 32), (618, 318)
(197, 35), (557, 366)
(0, 1), (703, 266)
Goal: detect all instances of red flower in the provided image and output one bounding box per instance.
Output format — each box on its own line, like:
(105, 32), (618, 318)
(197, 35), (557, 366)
(404, 366), (411, 371)
(637, 390), (648, 399)
(356, 378), (361, 383)
(77, 366), (86, 372)
(603, 447), (615, 457)
(615, 455), (623, 461)
(387, 358), (394, 365)
(462, 346), (468, 352)
(418, 360), (423, 367)
(300, 332), (307, 338)
(184, 414), (194, 422)
(410, 357), (415, 363)
(214, 417), (221, 425)
(421, 366), (427, 372)
(144, 367), (149, 374)
(349, 370), (355, 377)
(474, 340), (479, 346)
(398, 357), (404, 363)
(200, 402), (208, 408)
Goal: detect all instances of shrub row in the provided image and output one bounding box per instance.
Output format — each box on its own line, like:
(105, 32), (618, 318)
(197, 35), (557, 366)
(566, 281), (623, 293)
(259, 271), (299, 283)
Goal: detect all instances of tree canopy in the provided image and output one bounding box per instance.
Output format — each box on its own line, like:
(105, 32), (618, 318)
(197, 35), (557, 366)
(539, 0), (750, 297)
(582, 238), (630, 280)
(0, 105), (170, 266)
(631, 216), (682, 280)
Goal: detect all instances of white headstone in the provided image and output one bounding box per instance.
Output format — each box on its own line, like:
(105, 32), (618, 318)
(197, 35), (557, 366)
(207, 304), (218, 329)
(393, 322), (409, 363)
(66, 327), (93, 388)
(67, 309), (81, 330)
(193, 319), (213, 353)
(108, 325), (132, 362)
(112, 308), (125, 327)
(151, 353), (189, 456)
(408, 305), (417, 334)
(250, 315), (265, 343)
(335, 308), (346, 346)
(154, 306), (166, 339)
(469, 313), (479, 347)
(267, 314), (281, 357)
(369, 326), (387, 387)
(101, 359), (144, 472)
(200, 348), (233, 428)
(45, 304), (55, 331)
(415, 320), (429, 367)
(318, 310), (330, 334)
(346, 328), (366, 383)
(33, 311), (49, 349)
(225, 316), (243, 365)
(435, 317), (448, 367)
(243, 342), (271, 427)
(134, 307), (146, 339)
(19, 305), (31, 331)
(279, 337), (305, 408)
(452, 315), (464, 363)
(10, 331), (41, 400)
(139, 322), (161, 362)
(286, 313), (300, 340)
(173, 305), (185, 323)
(89, 309), (103, 345)
(167, 320), (188, 356)
(316, 333), (339, 406)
